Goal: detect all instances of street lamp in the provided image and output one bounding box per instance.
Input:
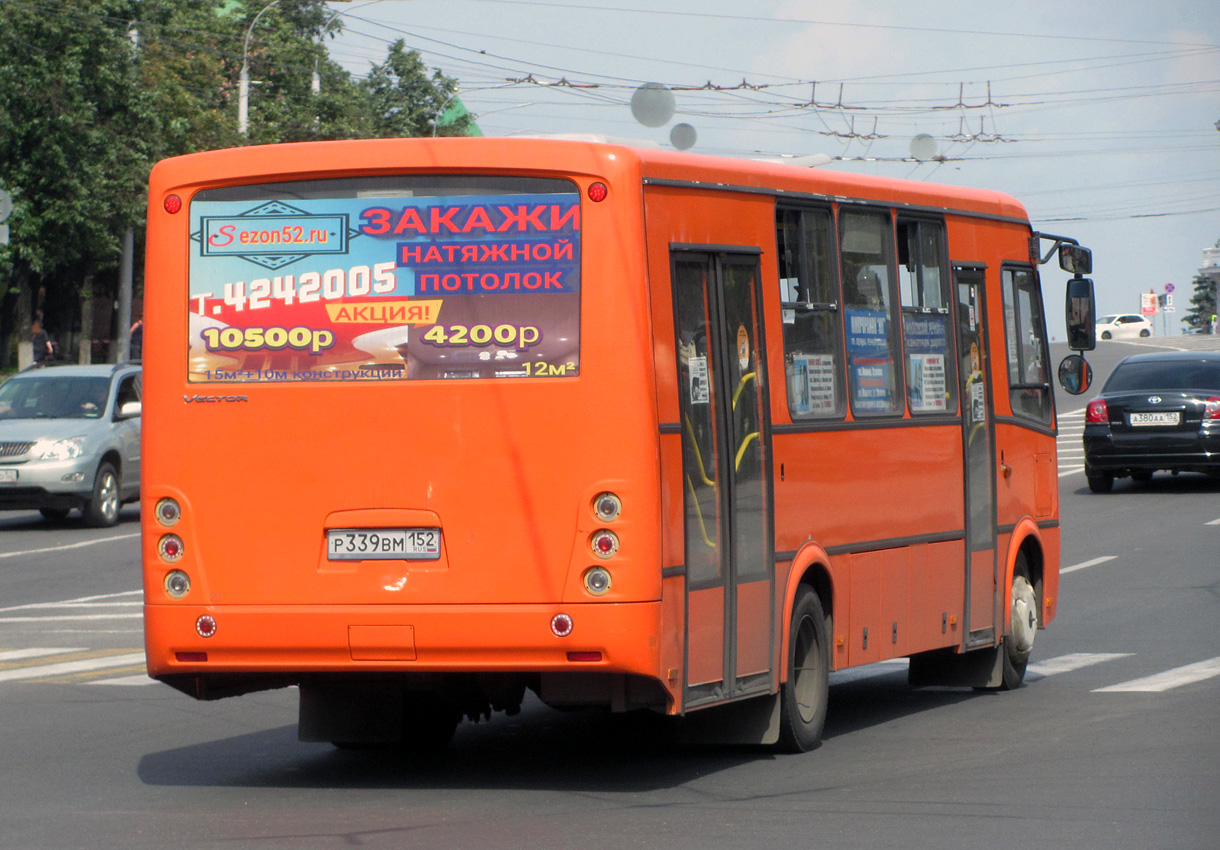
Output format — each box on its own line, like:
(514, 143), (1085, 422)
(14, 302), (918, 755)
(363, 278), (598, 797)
(313, 1), (384, 95)
(238, 0), (282, 136)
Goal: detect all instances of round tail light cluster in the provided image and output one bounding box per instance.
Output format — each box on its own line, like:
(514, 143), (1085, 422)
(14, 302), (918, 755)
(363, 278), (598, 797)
(155, 498), (181, 526)
(551, 613), (574, 637)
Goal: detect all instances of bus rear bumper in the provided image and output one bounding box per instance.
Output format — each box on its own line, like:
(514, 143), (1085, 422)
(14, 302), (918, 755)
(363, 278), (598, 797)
(144, 601), (664, 680)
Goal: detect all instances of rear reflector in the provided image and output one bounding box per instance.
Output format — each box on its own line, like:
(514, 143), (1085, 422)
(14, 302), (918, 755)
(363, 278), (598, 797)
(175, 652), (207, 662)
(566, 651), (602, 662)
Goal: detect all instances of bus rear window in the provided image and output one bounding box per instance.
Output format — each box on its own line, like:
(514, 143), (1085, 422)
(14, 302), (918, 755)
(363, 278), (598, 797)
(187, 176), (581, 382)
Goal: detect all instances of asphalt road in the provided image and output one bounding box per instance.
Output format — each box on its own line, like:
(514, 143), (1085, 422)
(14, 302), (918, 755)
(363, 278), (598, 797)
(0, 338), (1217, 850)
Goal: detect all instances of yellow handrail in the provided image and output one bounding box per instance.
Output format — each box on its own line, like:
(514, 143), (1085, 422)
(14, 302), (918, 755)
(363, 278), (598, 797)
(685, 474), (717, 549)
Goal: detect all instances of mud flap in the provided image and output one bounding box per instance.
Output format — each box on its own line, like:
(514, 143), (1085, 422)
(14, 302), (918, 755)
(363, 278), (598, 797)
(908, 646), (1003, 689)
(677, 692), (781, 746)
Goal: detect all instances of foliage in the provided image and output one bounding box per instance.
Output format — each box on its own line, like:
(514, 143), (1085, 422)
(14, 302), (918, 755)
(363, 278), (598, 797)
(1181, 272), (1217, 334)
(0, 0), (472, 364)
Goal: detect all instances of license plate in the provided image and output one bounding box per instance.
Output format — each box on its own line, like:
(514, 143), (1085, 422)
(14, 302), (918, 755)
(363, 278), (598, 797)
(0, 469), (16, 483)
(326, 528), (441, 561)
(1129, 411), (1179, 427)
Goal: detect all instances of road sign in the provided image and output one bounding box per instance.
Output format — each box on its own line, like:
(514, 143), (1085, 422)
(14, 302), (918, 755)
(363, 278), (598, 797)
(1165, 282), (1175, 293)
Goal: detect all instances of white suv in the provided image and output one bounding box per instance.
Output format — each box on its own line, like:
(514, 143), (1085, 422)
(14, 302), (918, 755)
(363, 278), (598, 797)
(0, 364), (141, 526)
(1095, 313), (1153, 341)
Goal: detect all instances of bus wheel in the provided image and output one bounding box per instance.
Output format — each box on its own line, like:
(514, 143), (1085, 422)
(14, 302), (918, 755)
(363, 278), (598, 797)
(400, 694), (460, 753)
(83, 462), (120, 527)
(1000, 557), (1037, 690)
(776, 586), (829, 752)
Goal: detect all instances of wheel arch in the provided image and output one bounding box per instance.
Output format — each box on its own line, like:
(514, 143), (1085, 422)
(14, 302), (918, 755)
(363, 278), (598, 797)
(1003, 519), (1045, 634)
(779, 542), (837, 683)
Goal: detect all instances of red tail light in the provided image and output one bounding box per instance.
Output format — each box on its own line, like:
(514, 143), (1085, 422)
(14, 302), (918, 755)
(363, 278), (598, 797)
(1085, 399), (1109, 423)
(1206, 397), (1220, 420)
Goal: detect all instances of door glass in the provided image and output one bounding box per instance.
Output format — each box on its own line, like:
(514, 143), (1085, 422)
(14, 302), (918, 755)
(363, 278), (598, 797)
(721, 260), (768, 583)
(674, 258), (721, 585)
(956, 275), (995, 547)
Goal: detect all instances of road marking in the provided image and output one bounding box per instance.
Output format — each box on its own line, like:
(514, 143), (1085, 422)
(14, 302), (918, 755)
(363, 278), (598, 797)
(1094, 657), (1220, 693)
(0, 590), (142, 623)
(0, 651), (145, 683)
(1058, 465), (1085, 478)
(1206, 518), (1220, 526)
(0, 532), (140, 560)
(0, 590), (141, 613)
(90, 673), (156, 686)
(0, 647), (86, 662)
(1061, 555), (1117, 575)
(1026, 652), (1131, 680)
(830, 658), (908, 684)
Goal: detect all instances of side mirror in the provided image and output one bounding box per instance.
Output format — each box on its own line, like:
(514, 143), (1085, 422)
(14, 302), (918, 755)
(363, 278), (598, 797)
(118, 401), (142, 419)
(1057, 354), (1092, 395)
(1065, 277), (1096, 352)
(1059, 244), (1092, 276)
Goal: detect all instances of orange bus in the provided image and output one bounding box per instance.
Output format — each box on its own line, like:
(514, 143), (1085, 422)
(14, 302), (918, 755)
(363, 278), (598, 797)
(143, 138), (1093, 752)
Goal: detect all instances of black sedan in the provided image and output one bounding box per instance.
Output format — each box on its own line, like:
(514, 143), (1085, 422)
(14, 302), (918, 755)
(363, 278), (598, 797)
(1083, 351), (1220, 493)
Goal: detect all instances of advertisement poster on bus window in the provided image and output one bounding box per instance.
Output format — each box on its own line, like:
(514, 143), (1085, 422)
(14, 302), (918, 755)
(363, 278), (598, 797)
(186, 192), (581, 382)
(788, 354), (836, 416)
(845, 308), (892, 412)
(902, 315), (950, 413)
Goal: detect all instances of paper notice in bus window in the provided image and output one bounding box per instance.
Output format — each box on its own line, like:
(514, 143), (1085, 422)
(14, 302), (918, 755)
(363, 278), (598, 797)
(689, 356), (710, 404)
(789, 355), (835, 416)
(185, 190), (581, 383)
(908, 353), (947, 413)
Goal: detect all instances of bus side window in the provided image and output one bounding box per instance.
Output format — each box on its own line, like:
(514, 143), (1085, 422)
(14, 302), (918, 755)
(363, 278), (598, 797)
(775, 206), (845, 419)
(1002, 265), (1052, 424)
(897, 218), (957, 416)
(840, 209), (903, 417)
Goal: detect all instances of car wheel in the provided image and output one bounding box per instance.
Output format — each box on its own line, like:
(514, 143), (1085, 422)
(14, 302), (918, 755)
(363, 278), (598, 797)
(1086, 470), (1114, 493)
(1100, 331), (1112, 340)
(1139, 329), (1150, 337)
(999, 556), (1037, 690)
(83, 462), (121, 527)
(776, 586), (830, 752)
(39, 507), (70, 521)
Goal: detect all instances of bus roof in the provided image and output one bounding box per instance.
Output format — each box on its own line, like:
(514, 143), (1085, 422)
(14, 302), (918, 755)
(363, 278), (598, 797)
(149, 137), (1029, 223)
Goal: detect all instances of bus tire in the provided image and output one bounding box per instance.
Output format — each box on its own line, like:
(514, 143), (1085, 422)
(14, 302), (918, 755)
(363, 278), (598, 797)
(776, 586), (830, 753)
(400, 694), (460, 753)
(83, 462), (121, 528)
(1000, 555), (1037, 690)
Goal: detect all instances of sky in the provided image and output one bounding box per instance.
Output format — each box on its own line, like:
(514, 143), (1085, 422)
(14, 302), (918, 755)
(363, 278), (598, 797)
(323, 0), (1220, 338)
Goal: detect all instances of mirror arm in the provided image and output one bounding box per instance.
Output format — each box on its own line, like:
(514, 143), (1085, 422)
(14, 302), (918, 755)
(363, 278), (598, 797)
(1030, 231), (1081, 266)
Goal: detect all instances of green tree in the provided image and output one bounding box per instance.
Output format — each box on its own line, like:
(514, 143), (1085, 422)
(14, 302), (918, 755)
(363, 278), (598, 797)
(1181, 271), (1218, 334)
(0, 0), (155, 365)
(0, 1), (473, 367)
(362, 40), (472, 138)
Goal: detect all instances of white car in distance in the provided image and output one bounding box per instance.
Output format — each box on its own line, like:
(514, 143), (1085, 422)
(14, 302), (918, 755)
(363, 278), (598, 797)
(1095, 313), (1153, 341)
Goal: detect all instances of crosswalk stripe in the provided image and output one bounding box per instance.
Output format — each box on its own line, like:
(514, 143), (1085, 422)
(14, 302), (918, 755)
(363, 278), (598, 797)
(90, 673), (156, 686)
(1058, 465), (1085, 477)
(830, 658), (908, 684)
(1094, 657), (1220, 693)
(1062, 555), (1117, 575)
(0, 652), (145, 683)
(0, 647), (87, 663)
(1026, 652), (1130, 680)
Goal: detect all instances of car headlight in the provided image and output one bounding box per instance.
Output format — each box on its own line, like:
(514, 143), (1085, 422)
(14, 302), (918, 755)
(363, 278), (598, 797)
(32, 436), (86, 461)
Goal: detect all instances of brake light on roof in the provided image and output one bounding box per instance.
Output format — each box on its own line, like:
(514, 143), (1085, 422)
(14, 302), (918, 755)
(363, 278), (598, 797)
(1085, 399), (1108, 423)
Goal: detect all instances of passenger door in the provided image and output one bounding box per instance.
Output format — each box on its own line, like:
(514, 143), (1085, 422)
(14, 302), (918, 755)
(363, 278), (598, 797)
(954, 266), (998, 646)
(671, 249), (774, 709)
